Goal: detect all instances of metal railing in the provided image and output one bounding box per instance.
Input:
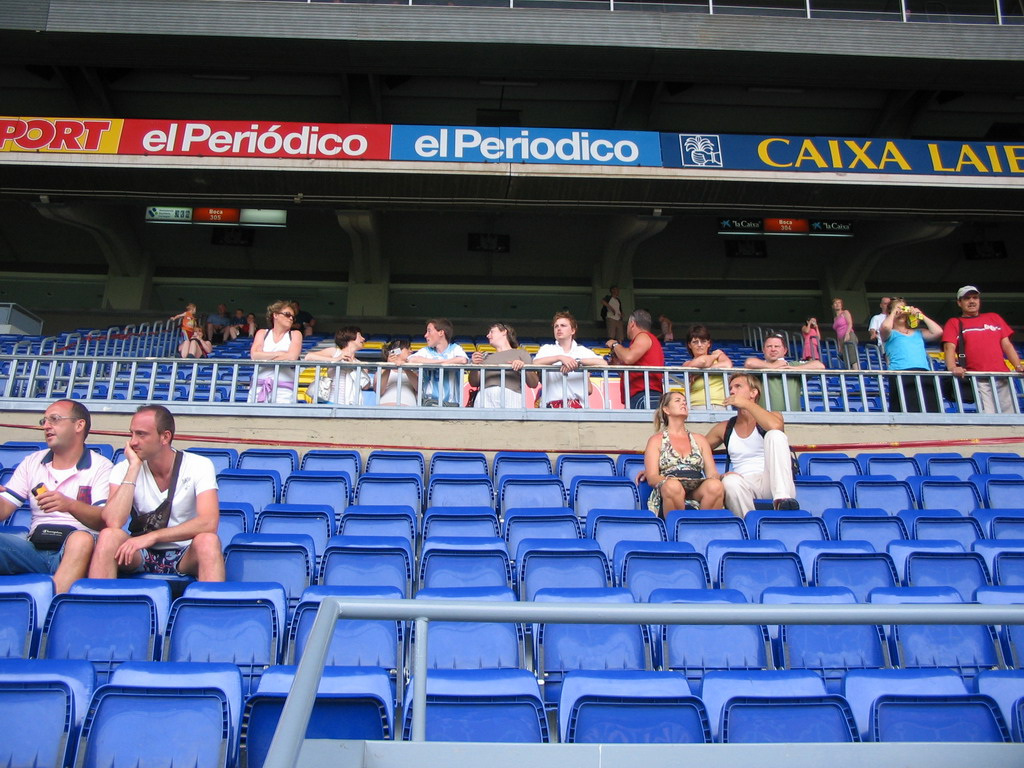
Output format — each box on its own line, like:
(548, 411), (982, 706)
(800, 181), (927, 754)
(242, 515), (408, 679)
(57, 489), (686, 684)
(1, 356), (1022, 421)
(264, 596), (1024, 764)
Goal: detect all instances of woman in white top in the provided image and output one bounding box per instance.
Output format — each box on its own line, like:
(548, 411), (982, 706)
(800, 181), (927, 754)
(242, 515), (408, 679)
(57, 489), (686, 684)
(469, 322), (539, 409)
(304, 326), (373, 405)
(249, 299), (303, 403)
(379, 339), (419, 406)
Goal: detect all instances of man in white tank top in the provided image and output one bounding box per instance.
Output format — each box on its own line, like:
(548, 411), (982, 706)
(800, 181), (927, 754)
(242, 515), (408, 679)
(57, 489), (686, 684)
(705, 372), (799, 517)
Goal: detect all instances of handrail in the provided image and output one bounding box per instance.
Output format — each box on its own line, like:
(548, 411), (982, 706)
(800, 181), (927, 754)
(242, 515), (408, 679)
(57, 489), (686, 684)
(264, 597), (1024, 767)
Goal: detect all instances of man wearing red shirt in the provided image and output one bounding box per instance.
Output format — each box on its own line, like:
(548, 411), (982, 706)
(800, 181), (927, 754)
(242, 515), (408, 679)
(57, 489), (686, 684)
(608, 309), (665, 409)
(942, 285), (1024, 415)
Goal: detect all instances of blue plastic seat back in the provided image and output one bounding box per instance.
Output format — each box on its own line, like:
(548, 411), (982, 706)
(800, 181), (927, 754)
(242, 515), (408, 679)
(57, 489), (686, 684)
(255, 506), (334, 559)
(860, 455), (919, 481)
(319, 535), (413, 597)
(401, 668), (548, 743)
(78, 684), (230, 768)
(0, 679), (76, 768)
(300, 449), (361, 477)
(365, 450), (424, 477)
(337, 505), (416, 543)
(873, 694), (1009, 742)
(559, 669), (709, 744)
(217, 469), (280, 514)
(223, 534), (315, 618)
(796, 540), (873, 581)
(925, 456), (979, 481)
(910, 514), (984, 549)
(571, 477), (640, 518)
(218, 502), (255, 543)
(812, 553), (899, 603)
(851, 479), (914, 516)
(187, 447), (238, 474)
(245, 665), (393, 767)
(282, 472), (351, 523)
(588, 512), (666, 561)
(419, 537), (512, 590)
(719, 551), (806, 602)
(843, 667), (968, 741)
(670, 513), (747, 556)
(653, 589), (769, 684)
(503, 508), (581, 555)
(836, 515), (908, 553)
(493, 452), (552, 482)
(915, 479), (983, 514)
(429, 452), (489, 477)
(794, 480), (849, 515)
(699, 669), (827, 742)
(906, 551), (991, 602)
(986, 456), (1024, 478)
(238, 448), (298, 478)
(498, 475), (566, 515)
(987, 478), (1024, 510)
(974, 669), (1024, 742)
(556, 454), (616, 486)
(779, 610), (888, 693)
(887, 539), (965, 582)
(516, 539), (611, 600)
(414, 586), (521, 669)
(426, 475), (494, 509)
(802, 456), (861, 482)
(0, 573), (54, 658)
(616, 542), (708, 600)
(422, 507), (500, 540)
(911, 452), (962, 476)
(616, 454), (646, 482)
(42, 593), (158, 684)
(722, 694), (858, 743)
(754, 517), (828, 551)
(0, 444), (39, 469)
(288, 585), (403, 669)
(355, 473), (423, 512)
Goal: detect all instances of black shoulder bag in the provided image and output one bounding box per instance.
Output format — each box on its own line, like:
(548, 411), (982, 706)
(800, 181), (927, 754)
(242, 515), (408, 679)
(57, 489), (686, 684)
(128, 451), (183, 536)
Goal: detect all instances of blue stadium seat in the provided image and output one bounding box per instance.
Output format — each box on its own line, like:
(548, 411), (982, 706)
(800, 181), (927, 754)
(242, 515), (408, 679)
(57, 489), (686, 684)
(300, 449), (361, 477)
(556, 454), (616, 486)
(217, 502), (255, 545)
(973, 509), (1024, 540)
(721, 694), (858, 743)
(401, 668), (548, 742)
(985, 478), (1024, 510)
(615, 454), (646, 482)
(255, 505), (334, 563)
(244, 665), (394, 766)
(977, 586), (1024, 666)
(187, 447), (238, 474)
(719, 551), (806, 602)
(747, 512), (828, 551)
(585, 508), (665, 560)
(763, 585), (888, 693)
(972, 540), (1024, 586)
(570, 477), (641, 518)
(223, 533), (315, 619)
(319, 535), (414, 596)
(985, 456), (1024, 478)
(835, 513), (909, 552)
(502, 508), (581, 556)
(497, 475), (566, 515)
(282, 471), (351, 524)
(796, 540), (873, 580)
(421, 506), (500, 540)
(699, 669), (827, 743)
(873, 694), (1009, 742)
(534, 587), (647, 707)
(615, 541), (708, 600)
(869, 587), (1004, 680)
(419, 537), (512, 590)
(68, 578), (171, 649)
(76, 684), (231, 768)
(843, 667), (969, 741)
(705, 539), (787, 589)
(975, 669), (1024, 742)
(238, 448), (299, 478)
(366, 449), (424, 477)
(413, 586), (522, 669)
(848, 478), (915, 515)
(668, 510), (747, 555)
(799, 455), (861, 482)
(559, 670), (709, 743)
(164, 581), (287, 696)
(651, 588), (770, 686)
(0, 443), (41, 469)
(910, 478), (983, 514)
(354, 473), (423, 512)
(515, 538), (611, 601)
(426, 474), (494, 508)
(898, 509), (983, 548)
(812, 552), (900, 603)
(336, 504), (417, 543)
(493, 452), (552, 481)
(906, 550), (991, 601)
(794, 479), (849, 515)
(0, 572), (53, 658)
(910, 452), (962, 475)
(857, 454), (919, 481)
(217, 469), (281, 515)
(924, 456), (979, 480)
(886, 539), (965, 582)
(109, 661), (244, 768)
(429, 451), (489, 477)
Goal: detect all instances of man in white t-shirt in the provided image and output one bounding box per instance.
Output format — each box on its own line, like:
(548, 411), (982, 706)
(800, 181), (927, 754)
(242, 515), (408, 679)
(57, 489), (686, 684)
(89, 405), (224, 580)
(534, 311), (608, 408)
(704, 373), (799, 517)
(868, 297), (891, 346)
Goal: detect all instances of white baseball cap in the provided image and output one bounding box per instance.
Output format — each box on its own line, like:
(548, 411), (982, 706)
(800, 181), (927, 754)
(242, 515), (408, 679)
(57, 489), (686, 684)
(956, 285), (980, 300)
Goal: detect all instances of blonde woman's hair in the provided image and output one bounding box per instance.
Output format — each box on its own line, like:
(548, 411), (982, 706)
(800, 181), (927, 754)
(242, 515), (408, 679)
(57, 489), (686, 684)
(652, 391), (683, 431)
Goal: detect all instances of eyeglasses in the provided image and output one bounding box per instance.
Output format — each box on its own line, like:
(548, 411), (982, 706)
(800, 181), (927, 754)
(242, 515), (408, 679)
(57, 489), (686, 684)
(39, 415), (78, 426)
(276, 312), (295, 319)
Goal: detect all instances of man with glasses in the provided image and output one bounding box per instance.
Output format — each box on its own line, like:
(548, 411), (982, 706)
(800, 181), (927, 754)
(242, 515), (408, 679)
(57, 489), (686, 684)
(0, 400), (112, 591)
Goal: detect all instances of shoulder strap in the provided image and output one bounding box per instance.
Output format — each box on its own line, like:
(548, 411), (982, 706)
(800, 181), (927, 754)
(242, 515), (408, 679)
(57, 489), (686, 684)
(165, 450), (184, 513)
(723, 416), (738, 450)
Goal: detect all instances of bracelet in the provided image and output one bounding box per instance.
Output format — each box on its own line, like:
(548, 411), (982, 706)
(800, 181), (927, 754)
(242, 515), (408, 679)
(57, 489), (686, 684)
(121, 480), (136, 486)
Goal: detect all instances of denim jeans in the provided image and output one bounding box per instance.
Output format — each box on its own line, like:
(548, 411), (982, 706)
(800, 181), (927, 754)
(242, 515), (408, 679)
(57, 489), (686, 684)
(0, 531), (65, 575)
